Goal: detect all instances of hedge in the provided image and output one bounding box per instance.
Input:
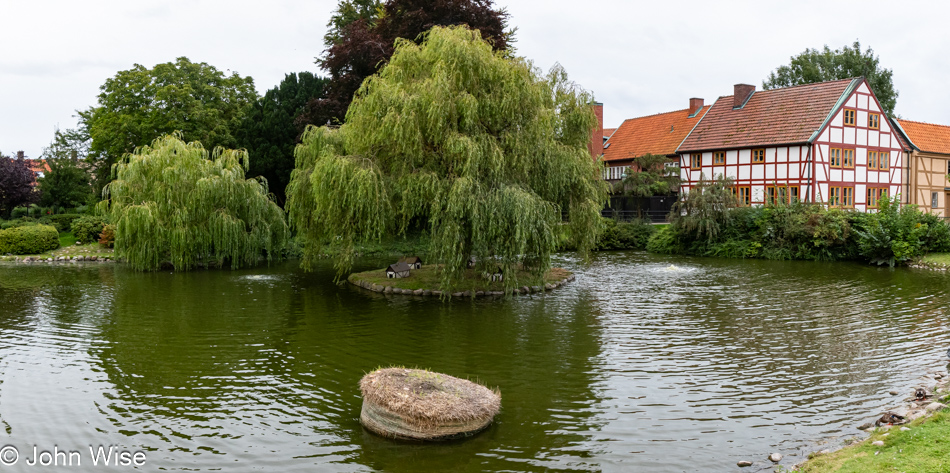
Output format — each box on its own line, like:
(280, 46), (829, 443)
(0, 224), (60, 255)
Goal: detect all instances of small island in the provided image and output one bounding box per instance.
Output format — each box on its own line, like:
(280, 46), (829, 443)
(348, 264), (575, 298)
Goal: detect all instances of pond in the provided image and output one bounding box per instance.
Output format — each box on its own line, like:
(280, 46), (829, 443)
(0, 252), (948, 472)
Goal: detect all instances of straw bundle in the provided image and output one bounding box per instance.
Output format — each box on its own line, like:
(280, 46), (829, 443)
(359, 368), (501, 441)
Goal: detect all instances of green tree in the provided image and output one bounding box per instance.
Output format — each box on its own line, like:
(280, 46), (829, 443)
(618, 153), (680, 217)
(763, 41), (898, 115)
(286, 26), (606, 290)
(670, 174), (737, 243)
(98, 134), (288, 271)
(235, 72), (329, 204)
(80, 57), (257, 193)
(323, 0), (383, 47)
(36, 159), (93, 209)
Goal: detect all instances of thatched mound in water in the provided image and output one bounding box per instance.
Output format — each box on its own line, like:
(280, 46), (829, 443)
(359, 367), (501, 441)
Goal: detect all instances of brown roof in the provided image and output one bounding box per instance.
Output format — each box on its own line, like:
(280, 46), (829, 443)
(603, 128), (617, 138)
(602, 106), (710, 162)
(678, 79), (859, 152)
(894, 119), (950, 155)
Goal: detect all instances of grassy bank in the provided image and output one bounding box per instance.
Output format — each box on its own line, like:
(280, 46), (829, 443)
(348, 264), (571, 293)
(919, 252), (950, 268)
(0, 231), (114, 262)
(794, 409), (950, 472)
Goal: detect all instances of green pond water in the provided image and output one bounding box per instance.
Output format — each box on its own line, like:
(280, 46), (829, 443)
(0, 252), (949, 472)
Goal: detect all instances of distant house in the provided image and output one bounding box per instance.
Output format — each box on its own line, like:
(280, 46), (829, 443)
(386, 262), (412, 279)
(14, 151), (49, 187)
(892, 119), (950, 216)
(399, 256), (423, 270)
(677, 79), (905, 211)
(602, 98), (709, 184)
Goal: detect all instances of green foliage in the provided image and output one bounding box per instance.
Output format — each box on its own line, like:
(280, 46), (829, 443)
(763, 41), (898, 115)
(649, 194), (950, 265)
(853, 196), (942, 266)
(324, 0), (383, 47)
(10, 207), (28, 219)
(37, 158), (94, 209)
(646, 225), (685, 255)
(595, 218), (656, 251)
(287, 26), (607, 291)
(618, 153), (681, 197)
(670, 174), (737, 243)
(98, 134), (289, 271)
(71, 215), (109, 244)
(0, 217), (38, 230)
(235, 72), (329, 204)
(79, 57), (258, 193)
(46, 213), (83, 233)
(0, 224), (59, 255)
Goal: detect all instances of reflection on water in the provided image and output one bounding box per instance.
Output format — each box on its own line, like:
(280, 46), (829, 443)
(0, 253), (947, 472)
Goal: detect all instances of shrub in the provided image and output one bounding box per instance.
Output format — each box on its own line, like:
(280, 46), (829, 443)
(10, 207), (28, 219)
(646, 225), (685, 254)
(47, 213), (83, 233)
(0, 224), (59, 255)
(71, 215), (109, 244)
(854, 197), (934, 266)
(595, 218), (657, 251)
(98, 224), (115, 248)
(0, 217), (38, 230)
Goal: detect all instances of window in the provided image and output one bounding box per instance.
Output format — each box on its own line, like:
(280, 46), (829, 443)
(879, 152), (889, 171)
(829, 148), (842, 168)
(714, 151), (725, 165)
(829, 186), (854, 207)
(868, 113), (880, 129)
(843, 109), (856, 126)
(867, 187), (887, 208)
(733, 186), (751, 206)
(868, 150), (878, 170)
(766, 185), (800, 204)
(690, 153), (701, 170)
(752, 149), (765, 163)
(933, 192), (940, 209)
(842, 149), (854, 168)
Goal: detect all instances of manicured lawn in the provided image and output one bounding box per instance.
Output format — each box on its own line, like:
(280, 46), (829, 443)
(349, 264), (570, 292)
(794, 409), (950, 472)
(921, 253), (950, 267)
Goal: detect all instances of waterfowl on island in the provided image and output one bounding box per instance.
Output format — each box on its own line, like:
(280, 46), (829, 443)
(875, 412), (905, 427)
(916, 387), (929, 401)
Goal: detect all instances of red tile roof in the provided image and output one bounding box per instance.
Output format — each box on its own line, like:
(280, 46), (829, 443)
(603, 128), (617, 139)
(602, 106), (710, 162)
(893, 119), (950, 155)
(678, 79), (858, 152)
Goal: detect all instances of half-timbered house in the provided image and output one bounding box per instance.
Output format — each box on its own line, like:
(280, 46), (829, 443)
(677, 79), (905, 211)
(892, 119), (950, 217)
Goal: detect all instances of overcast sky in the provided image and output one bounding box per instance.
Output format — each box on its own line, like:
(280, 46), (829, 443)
(3, 0), (949, 159)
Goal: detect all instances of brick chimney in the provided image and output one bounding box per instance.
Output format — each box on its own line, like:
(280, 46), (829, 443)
(688, 98), (704, 116)
(16, 150), (24, 160)
(589, 102), (604, 158)
(733, 84), (755, 109)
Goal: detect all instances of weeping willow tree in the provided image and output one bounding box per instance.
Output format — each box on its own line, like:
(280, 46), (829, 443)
(98, 134), (289, 271)
(286, 25), (607, 291)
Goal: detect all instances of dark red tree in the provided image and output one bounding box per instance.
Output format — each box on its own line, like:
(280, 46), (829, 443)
(0, 156), (40, 217)
(297, 0), (510, 127)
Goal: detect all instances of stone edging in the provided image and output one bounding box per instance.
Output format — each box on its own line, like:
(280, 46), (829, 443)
(3, 255), (115, 264)
(784, 368), (950, 470)
(348, 274), (576, 298)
